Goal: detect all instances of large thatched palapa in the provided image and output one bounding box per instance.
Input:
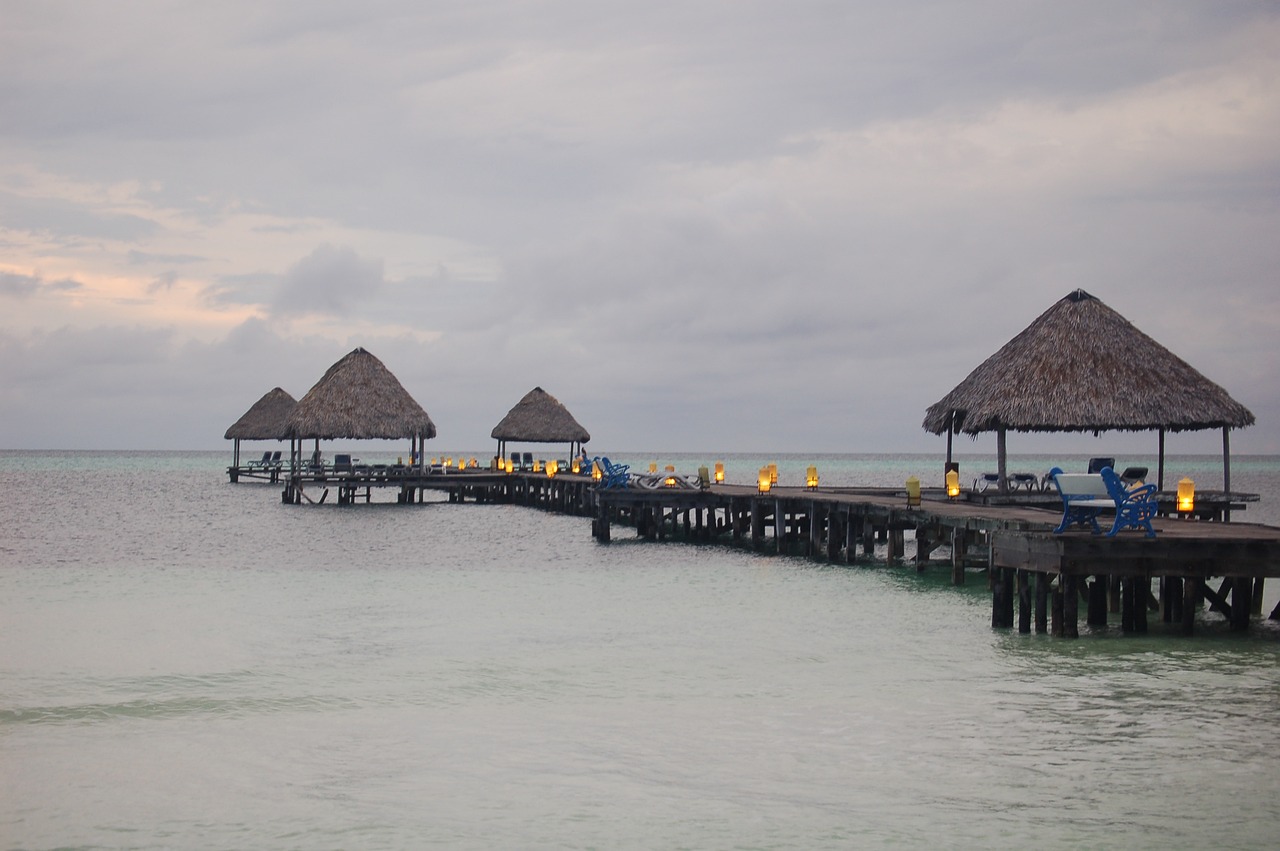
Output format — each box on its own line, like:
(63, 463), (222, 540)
(224, 386), (296, 467)
(285, 347), (436, 468)
(491, 386), (590, 460)
(923, 289), (1254, 491)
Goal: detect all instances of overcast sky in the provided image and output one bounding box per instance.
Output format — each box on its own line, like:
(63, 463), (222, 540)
(2, 0), (1277, 455)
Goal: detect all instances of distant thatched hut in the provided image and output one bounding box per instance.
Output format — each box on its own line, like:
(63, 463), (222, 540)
(284, 348), (436, 469)
(491, 386), (590, 462)
(922, 289), (1254, 491)
(224, 387), (296, 468)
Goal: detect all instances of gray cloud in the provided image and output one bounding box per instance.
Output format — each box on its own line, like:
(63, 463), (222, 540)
(0, 1), (1276, 454)
(0, 270), (81, 298)
(272, 244), (385, 318)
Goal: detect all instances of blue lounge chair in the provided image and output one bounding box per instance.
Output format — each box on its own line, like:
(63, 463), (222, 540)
(596, 456), (630, 488)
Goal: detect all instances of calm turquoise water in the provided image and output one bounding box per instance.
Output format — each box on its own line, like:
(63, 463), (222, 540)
(3, 451), (1279, 850)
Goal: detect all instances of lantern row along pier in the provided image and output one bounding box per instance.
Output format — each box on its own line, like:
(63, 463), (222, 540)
(251, 458), (1278, 638)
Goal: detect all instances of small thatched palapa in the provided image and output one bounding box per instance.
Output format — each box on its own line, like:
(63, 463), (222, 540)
(224, 386), (296, 468)
(225, 387), (297, 441)
(285, 349), (436, 470)
(923, 290), (1254, 491)
(491, 387), (590, 460)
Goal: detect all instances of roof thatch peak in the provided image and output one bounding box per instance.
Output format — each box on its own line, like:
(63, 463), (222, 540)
(284, 348), (437, 440)
(491, 386), (590, 443)
(224, 387), (297, 440)
(922, 290), (1254, 436)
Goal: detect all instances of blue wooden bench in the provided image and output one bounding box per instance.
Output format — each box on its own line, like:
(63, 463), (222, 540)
(1048, 466), (1157, 538)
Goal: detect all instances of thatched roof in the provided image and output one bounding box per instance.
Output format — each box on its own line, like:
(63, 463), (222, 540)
(224, 387), (297, 440)
(923, 289), (1255, 436)
(491, 386), (590, 443)
(284, 348), (437, 440)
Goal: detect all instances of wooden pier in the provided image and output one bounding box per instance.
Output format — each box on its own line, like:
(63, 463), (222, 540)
(260, 465), (1279, 637)
(584, 479), (1278, 637)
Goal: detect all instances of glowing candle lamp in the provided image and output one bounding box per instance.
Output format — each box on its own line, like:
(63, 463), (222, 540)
(1177, 477), (1195, 513)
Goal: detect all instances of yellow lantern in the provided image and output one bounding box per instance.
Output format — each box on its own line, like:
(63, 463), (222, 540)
(664, 475), (677, 487)
(906, 475), (921, 506)
(758, 467), (772, 493)
(806, 466), (819, 489)
(546, 460), (557, 478)
(649, 462), (658, 474)
(571, 457), (581, 474)
(533, 459), (543, 472)
(946, 469), (960, 499)
(470, 458), (478, 468)
(1177, 477), (1195, 513)
(714, 461), (725, 483)
(769, 462), (778, 484)
(592, 461), (603, 482)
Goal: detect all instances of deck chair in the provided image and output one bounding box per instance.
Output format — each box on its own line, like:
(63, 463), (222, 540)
(1120, 466), (1148, 486)
(267, 450), (282, 469)
(1009, 472), (1040, 491)
(333, 454), (353, 475)
(1088, 457), (1115, 474)
(248, 450), (271, 468)
(522, 451), (534, 471)
(974, 472), (1000, 491)
(597, 456), (631, 488)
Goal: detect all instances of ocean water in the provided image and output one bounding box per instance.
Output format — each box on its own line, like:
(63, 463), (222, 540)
(3, 450), (1279, 850)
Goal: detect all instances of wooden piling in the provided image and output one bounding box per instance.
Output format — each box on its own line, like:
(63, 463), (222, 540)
(1182, 577), (1199, 636)
(1087, 575), (1108, 626)
(1017, 570), (1031, 634)
(1034, 572), (1049, 634)
(1062, 575), (1079, 638)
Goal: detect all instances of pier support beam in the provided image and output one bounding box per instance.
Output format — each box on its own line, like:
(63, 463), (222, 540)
(1231, 577), (1252, 632)
(950, 528), (967, 585)
(1182, 577), (1200, 636)
(1017, 570), (1031, 634)
(1062, 575), (1079, 638)
(1087, 575), (1108, 626)
(1034, 572), (1049, 634)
